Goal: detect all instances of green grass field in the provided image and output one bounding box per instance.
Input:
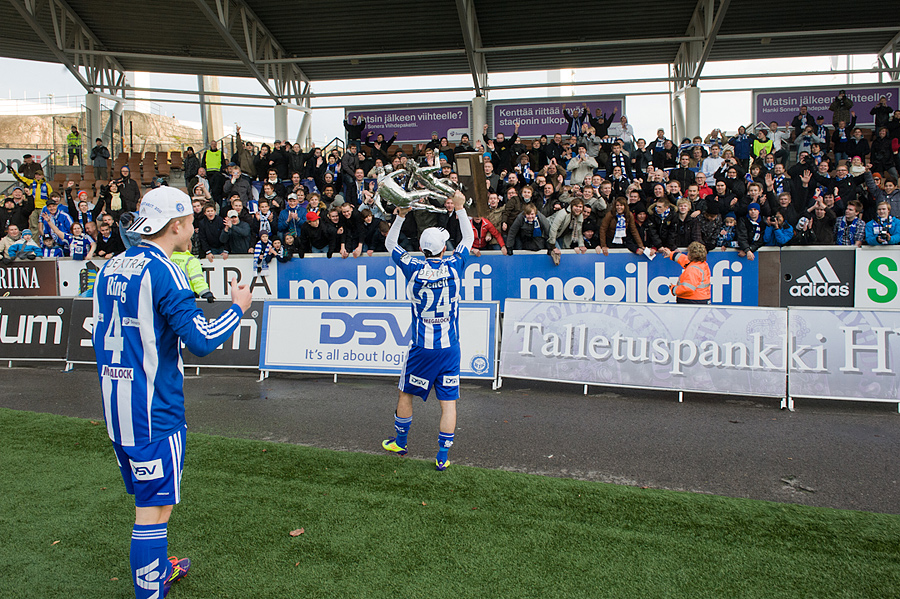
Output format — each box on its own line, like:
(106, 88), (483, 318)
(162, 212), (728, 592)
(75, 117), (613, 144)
(2, 407), (899, 598)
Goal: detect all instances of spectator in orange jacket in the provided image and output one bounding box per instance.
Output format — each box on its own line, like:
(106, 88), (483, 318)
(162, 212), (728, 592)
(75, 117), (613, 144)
(662, 241), (711, 304)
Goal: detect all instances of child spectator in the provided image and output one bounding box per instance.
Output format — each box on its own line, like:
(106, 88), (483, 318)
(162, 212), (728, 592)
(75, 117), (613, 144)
(41, 234), (64, 258)
(9, 228), (41, 259)
(717, 212), (739, 249)
(736, 202), (767, 261)
(254, 231), (274, 273)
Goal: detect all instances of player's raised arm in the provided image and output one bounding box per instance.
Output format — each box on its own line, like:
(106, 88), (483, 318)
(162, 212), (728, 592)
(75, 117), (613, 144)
(452, 191), (474, 251)
(386, 206), (409, 254)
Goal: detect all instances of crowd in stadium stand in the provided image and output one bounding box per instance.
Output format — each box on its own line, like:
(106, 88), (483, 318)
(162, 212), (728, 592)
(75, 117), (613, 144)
(2, 91), (900, 271)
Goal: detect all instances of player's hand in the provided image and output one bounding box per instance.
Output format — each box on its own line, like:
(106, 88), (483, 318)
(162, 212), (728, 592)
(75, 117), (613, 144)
(452, 190), (466, 211)
(397, 207), (410, 217)
(229, 277), (252, 313)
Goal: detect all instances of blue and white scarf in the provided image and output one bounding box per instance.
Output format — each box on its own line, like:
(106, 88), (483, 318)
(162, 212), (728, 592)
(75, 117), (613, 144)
(614, 214), (627, 243)
(836, 216), (860, 245)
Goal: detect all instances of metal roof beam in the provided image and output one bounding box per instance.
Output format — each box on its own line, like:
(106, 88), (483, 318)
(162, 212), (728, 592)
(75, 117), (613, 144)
(673, 0), (730, 91)
(191, 0), (283, 102)
(191, 0), (310, 106)
(455, 0), (488, 96)
(8, 0), (126, 96)
(63, 48), (244, 66)
(690, 0), (729, 85)
(879, 30), (900, 57)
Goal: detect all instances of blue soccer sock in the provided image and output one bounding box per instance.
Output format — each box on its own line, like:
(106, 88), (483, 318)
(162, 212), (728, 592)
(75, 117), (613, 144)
(394, 414), (412, 448)
(131, 523), (170, 599)
(437, 432), (454, 463)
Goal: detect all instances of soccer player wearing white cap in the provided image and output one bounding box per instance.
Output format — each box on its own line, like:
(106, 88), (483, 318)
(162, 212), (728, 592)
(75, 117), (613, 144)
(381, 191), (475, 470)
(92, 186), (252, 598)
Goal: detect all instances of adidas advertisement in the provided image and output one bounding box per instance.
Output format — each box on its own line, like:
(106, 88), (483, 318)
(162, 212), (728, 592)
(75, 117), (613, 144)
(780, 250), (854, 307)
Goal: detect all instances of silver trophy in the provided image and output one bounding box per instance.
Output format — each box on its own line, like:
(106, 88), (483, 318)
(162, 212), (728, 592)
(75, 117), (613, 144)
(374, 162), (465, 213)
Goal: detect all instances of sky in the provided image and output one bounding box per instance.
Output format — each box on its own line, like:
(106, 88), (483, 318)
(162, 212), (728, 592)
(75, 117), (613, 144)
(0, 53), (890, 147)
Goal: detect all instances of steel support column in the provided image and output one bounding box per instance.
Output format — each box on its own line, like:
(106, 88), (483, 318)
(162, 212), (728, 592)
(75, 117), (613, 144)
(455, 0), (488, 97)
(673, 0), (731, 92)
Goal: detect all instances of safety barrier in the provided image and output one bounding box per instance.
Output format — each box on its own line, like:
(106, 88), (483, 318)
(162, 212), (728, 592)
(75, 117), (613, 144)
(499, 300), (900, 409)
(2, 296), (898, 409)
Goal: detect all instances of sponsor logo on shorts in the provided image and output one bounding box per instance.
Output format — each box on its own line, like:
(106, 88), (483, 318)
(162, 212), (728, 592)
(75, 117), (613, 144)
(408, 374), (429, 389)
(442, 375), (459, 387)
(102, 365), (134, 380)
(130, 458), (164, 481)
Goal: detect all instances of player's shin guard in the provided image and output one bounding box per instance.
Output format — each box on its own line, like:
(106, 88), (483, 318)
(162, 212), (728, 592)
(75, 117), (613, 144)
(131, 523), (170, 599)
(437, 432), (454, 463)
(394, 414), (412, 448)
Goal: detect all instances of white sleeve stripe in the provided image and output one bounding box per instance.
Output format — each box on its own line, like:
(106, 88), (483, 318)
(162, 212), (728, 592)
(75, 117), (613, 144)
(157, 255), (190, 291)
(206, 309), (239, 334)
(192, 310), (239, 340)
(205, 312), (239, 337)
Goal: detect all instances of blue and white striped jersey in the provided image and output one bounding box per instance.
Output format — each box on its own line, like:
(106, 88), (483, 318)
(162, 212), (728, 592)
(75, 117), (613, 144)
(392, 245), (468, 350)
(92, 241), (244, 446)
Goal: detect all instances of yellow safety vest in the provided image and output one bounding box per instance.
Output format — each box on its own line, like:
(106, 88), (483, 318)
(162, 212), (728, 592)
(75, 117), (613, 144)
(205, 149), (223, 172)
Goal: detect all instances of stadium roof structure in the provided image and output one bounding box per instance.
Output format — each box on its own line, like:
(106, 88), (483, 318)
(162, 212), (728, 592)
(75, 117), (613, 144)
(3, 0), (900, 108)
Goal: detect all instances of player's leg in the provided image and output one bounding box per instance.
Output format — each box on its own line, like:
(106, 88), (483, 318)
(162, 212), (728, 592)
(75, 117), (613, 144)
(383, 391), (415, 455)
(433, 347), (461, 470)
(384, 346), (428, 455)
(436, 400), (457, 470)
(117, 426), (189, 598)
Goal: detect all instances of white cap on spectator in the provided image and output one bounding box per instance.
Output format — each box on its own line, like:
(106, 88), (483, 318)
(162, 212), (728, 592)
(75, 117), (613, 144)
(128, 187), (192, 235)
(419, 227), (449, 255)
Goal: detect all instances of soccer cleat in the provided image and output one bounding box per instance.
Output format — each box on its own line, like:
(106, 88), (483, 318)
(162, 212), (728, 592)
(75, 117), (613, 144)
(435, 458), (450, 471)
(382, 438), (408, 456)
(163, 556), (190, 597)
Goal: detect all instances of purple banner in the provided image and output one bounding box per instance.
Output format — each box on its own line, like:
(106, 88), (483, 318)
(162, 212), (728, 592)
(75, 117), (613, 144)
(491, 98), (625, 138)
(755, 86), (899, 127)
(346, 105), (470, 144)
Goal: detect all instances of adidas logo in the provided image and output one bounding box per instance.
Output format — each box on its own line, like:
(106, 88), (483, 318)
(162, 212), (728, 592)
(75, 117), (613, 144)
(789, 258), (850, 297)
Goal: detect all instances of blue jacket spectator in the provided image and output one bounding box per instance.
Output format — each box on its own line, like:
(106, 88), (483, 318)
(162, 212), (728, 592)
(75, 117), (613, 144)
(865, 203), (900, 246)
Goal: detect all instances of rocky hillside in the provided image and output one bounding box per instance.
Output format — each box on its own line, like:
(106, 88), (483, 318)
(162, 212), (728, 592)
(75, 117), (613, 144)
(0, 110), (205, 152)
